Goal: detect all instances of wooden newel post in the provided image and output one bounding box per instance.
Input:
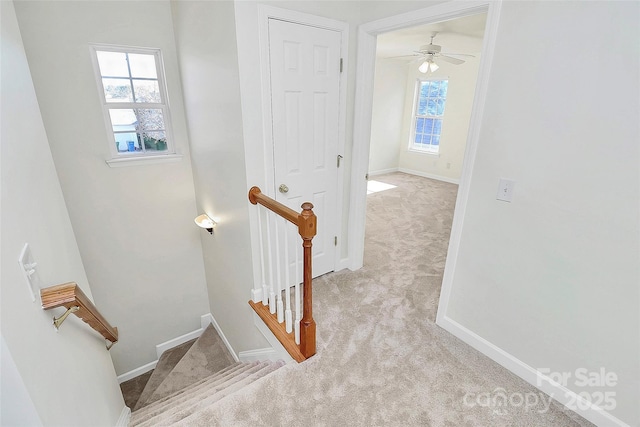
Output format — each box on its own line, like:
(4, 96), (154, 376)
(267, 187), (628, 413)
(298, 202), (316, 358)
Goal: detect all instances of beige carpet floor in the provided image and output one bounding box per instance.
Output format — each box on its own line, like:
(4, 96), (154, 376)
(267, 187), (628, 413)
(174, 172), (593, 426)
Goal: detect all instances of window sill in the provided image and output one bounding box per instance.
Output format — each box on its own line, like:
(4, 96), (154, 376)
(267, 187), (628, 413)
(106, 154), (183, 168)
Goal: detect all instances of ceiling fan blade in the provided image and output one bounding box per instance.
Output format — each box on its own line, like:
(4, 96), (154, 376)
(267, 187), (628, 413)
(385, 54), (420, 59)
(441, 52), (476, 58)
(439, 55), (465, 65)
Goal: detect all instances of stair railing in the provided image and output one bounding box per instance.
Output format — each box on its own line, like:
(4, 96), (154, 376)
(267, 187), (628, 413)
(41, 282), (118, 350)
(248, 186), (316, 361)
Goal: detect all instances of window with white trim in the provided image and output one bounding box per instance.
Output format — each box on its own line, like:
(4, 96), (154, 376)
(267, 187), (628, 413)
(410, 79), (448, 154)
(91, 45), (174, 158)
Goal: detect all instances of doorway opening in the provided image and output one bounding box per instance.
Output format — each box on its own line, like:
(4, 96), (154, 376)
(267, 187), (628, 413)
(348, 1), (502, 324)
(363, 14), (488, 315)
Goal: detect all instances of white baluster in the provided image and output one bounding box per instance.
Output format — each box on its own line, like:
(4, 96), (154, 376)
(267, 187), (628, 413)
(274, 215), (284, 323)
(266, 210), (276, 314)
(294, 233), (301, 345)
(284, 222), (293, 333)
(257, 207), (268, 306)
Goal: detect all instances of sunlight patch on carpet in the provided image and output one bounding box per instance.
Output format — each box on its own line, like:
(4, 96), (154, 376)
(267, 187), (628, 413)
(367, 180), (397, 195)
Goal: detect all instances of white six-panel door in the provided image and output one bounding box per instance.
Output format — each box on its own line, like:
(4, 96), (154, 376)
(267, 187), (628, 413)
(268, 18), (341, 278)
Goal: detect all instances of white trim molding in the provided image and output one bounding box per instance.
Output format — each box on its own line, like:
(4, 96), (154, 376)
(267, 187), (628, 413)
(201, 313), (239, 363)
(252, 312), (294, 363)
(438, 316), (630, 427)
(117, 360), (158, 384)
(397, 168), (460, 185)
(117, 313), (238, 383)
(115, 406), (131, 427)
(368, 168), (399, 177)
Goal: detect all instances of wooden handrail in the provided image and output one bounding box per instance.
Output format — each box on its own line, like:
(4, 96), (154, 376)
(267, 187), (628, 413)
(248, 186), (316, 360)
(41, 282), (118, 348)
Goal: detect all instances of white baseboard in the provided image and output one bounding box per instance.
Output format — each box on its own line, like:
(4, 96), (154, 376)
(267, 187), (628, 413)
(335, 257), (351, 272)
(437, 315), (630, 427)
(368, 167), (398, 177)
(398, 167), (460, 184)
(117, 360), (157, 384)
(117, 312), (238, 383)
(156, 328), (203, 359)
(201, 313), (240, 363)
(115, 406), (131, 426)
(238, 347), (280, 363)
(252, 312), (294, 363)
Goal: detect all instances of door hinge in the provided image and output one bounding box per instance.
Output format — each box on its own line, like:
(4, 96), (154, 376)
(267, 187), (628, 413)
(337, 154), (343, 168)
(340, 58), (343, 73)
(334, 236), (338, 246)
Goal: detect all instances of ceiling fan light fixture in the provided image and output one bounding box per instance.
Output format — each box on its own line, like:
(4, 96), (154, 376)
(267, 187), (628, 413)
(419, 58), (439, 74)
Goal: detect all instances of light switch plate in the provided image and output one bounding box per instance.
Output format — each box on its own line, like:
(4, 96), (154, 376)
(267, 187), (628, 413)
(18, 243), (37, 302)
(496, 178), (515, 202)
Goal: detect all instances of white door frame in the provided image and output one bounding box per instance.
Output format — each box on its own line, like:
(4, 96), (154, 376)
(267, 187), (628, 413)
(348, 0), (503, 320)
(247, 5), (349, 300)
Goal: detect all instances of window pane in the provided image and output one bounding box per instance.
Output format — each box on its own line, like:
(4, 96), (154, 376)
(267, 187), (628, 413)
(97, 51), (129, 77)
(128, 54), (157, 78)
(436, 99), (446, 116)
(136, 109), (165, 131)
(416, 117), (424, 133)
(431, 135), (440, 146)
(417, 96), (428, 115)
(427, 99), (438, 116)
(433, 119), (442, 136)
(114, 132), (139, 152)
(421, 134), (431, 145)
(103, 78), (132, 102)
(109, 109), (137, 131)
(143, 131), (168, 152)
(420, 82), (430, 98)
(439, 81), (448, 97)
(132, 79), (161, 103)
(429, 81), (440, 97)
(423, 118), (434, 134)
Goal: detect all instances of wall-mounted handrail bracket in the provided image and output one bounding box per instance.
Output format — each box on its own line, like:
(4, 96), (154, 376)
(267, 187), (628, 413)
(41, 282), (118, 350)
(53, 305), (80, 329)
(106, 340), (115, 351)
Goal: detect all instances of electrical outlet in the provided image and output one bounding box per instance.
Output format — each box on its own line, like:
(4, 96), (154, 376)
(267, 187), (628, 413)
(496, 178), (515, 202)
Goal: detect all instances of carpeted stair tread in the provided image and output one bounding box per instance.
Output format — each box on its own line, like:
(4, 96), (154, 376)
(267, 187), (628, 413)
(132, 338), (196, 410)
(142, 324), (236, 407)
(132, 361), (285, 427)
(130, 361), (262, 422)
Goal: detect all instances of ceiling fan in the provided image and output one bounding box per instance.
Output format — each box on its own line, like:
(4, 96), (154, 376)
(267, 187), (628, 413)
(390, 32), (474, 73)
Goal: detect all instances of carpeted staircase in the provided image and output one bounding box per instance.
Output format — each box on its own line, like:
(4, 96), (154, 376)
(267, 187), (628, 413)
(127, 324), (284, 426)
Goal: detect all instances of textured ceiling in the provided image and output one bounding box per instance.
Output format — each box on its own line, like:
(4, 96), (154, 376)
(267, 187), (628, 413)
(376, 13), (487, 59)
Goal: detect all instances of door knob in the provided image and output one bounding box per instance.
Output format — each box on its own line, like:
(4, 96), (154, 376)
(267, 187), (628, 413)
(279, 184), (289, 194)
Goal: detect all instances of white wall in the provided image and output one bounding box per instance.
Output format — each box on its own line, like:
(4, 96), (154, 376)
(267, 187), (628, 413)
(170, 0), (269, 354)
(1, 1), (124, 424)
(368, 58), (407, 174)
(13, 0), (210, 375)
(397, 48), (481, 182)
(442, 1), (639, 425)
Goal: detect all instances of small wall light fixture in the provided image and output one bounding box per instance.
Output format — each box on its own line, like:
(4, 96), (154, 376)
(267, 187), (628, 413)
(194, 214), (216, 234)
